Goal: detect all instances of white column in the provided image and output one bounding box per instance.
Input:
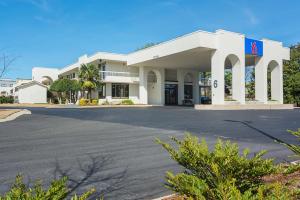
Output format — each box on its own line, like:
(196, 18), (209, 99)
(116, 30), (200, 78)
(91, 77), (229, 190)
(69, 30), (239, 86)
(232, 56), (245, 104)
(177, 69), (184, 105)
(139, 66), (148, 104)
(211, 50), (224, 105)
(255, 57), (268, 103)
(193, 71), (200, 104)
(159, 68), (165, 105)
(271, 62), (283, 103)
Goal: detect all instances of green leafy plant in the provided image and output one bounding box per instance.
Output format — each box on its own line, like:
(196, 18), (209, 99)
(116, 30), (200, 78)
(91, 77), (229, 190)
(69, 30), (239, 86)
(285, 128), (300, 157)
(156, 133), (286, 200)
(79, 98), (98, 106)
(91, 99), (98, 105)
(0, 96), (14, 104)
(78, 64), (102, 102)
(50, 79), (81, 104)
(121, 99), (134, 105)
(0, 175), (97, 200)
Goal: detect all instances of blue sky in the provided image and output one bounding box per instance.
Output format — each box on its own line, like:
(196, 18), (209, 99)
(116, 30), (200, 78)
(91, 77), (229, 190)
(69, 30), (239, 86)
(0, 0), (299, 79)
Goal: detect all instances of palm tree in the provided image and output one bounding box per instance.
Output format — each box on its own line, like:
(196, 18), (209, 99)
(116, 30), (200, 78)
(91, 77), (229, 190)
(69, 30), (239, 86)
(78, 64), (101, 102)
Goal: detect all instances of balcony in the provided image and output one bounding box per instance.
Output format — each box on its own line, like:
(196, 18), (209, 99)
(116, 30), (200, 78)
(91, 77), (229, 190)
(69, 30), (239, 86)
(99, 71), (139, 83)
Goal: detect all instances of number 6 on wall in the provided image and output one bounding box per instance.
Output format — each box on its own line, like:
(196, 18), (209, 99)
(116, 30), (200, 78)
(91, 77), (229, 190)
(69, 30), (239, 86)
(213, 80), (218, 88)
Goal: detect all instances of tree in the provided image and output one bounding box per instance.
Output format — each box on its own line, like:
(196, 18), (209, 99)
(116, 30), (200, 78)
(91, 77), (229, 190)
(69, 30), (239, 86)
(78, 64), (101, 102)
(50, 78), (81, 104)
(283, 44), (300, 104)
(245, 68), (255, 100)
(135, 42), (159, 51)
(224, 70), (232, 98)
(0, 53), (17, 78)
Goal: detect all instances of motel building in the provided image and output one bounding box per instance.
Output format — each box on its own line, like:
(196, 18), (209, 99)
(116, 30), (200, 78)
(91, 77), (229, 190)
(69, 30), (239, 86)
(32, 29), (290, 108)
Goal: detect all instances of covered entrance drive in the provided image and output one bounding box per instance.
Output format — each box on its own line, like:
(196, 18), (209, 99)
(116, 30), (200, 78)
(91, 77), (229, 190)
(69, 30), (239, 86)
(130, 46), (214, 106)
(127, 30), (289, 107)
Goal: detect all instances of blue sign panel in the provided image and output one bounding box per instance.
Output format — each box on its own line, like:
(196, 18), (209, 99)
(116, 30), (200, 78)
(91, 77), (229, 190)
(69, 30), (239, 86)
(245, 38), (263, 56)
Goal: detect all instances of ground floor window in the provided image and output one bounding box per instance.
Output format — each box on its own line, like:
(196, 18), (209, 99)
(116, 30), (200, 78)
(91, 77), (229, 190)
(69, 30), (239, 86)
(112, 83), (129, 98)
(98, 84), (106, 99)
(184, 85), (193, 100)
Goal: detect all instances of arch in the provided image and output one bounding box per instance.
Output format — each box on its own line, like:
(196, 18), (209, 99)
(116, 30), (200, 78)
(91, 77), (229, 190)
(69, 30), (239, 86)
(224, 54), (241, 101)
(184, 73), (193, 83)
(41, 76), (53, 86)
(267, 60), (280, 101)
(147, 70), (161, 105)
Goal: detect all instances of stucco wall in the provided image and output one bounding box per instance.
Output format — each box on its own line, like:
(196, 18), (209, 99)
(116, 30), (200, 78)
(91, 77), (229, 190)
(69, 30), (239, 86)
(18, 84), (47, 104)
(32, 67), (59, 83)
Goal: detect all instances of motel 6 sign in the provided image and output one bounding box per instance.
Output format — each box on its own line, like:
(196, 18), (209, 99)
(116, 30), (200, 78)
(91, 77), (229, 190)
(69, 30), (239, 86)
(245, 38), (263, 57)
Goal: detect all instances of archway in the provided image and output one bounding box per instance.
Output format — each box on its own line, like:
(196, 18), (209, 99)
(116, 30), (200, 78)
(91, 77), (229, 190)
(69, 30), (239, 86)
(41, 76), (53, 86)
(267, 60), (280, 101)
(147, 70), (160, 105)
(224, 54), (241, 101)
(184, 73), (193, 103)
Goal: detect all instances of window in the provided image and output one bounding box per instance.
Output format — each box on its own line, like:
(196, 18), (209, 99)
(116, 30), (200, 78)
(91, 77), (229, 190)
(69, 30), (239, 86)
(99, 62), (106, 80)
(98, 84), (106, 99)
(72, 73), (75, 79)
(184, 85), (193, 100)
(9, 84), (13, 87)
(1, 84), (7, 87)
(112, 83), (129, 98)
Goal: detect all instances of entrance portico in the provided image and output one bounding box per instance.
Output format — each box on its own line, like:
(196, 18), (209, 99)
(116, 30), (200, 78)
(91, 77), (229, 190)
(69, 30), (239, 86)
(128, 29), (290, 106)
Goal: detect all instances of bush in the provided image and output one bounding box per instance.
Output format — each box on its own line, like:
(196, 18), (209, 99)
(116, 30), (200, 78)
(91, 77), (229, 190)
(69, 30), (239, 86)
(79, 99), (98, 106)
(91, 99), (98, 105)
(156, 133), (288, 200)
(0, 96), (14, 104)
(0, 175), (97, 200)
(121, 99), (134, 105)
(285, 128), (300, 157)
(79, 98), (88, 106)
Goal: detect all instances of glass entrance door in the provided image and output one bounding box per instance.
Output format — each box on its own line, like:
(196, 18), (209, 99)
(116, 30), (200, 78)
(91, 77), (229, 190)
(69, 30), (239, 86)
(165, 84), (178, 105)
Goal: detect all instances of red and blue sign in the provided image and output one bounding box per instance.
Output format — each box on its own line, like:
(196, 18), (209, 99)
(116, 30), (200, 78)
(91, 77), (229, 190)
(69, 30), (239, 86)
(245, 38), (263, 56)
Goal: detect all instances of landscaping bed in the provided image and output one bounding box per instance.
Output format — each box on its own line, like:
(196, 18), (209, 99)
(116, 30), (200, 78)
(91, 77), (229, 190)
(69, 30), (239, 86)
(0, 109), (21, 119)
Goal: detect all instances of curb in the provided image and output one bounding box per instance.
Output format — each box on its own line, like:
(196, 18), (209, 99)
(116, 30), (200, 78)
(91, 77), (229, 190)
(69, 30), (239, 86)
(152, 194), (175, 200)
(0, 109), (31, 122)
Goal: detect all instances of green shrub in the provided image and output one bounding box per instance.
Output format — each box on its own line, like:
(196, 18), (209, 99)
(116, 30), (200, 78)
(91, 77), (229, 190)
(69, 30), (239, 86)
(79, 99), (99, 106)
(91, 99), (98, 105)
(79, 98), (88, 106)
(156, 133), (280, 200)
(121, 99), (134, 105)
(0, 175), (97, 200)
(0, 96), (14, 104)
(285, 128), (300, 157)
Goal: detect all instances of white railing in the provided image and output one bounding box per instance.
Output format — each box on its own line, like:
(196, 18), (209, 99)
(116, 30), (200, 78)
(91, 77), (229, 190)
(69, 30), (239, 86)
(199, 78), (211, 86)
(99, 71), (139, 82)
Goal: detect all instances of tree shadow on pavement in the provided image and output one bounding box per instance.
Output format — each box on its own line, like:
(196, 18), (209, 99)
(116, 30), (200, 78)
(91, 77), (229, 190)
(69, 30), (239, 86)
(52, 154), (140, 200)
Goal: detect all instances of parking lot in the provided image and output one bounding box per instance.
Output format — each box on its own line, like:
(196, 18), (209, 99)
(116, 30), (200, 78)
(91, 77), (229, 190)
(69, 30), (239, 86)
(0, 107), (299, 199)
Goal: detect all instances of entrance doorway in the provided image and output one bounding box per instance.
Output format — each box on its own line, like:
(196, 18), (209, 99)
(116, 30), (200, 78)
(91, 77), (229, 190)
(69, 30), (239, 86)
(165, 84), (178, 105)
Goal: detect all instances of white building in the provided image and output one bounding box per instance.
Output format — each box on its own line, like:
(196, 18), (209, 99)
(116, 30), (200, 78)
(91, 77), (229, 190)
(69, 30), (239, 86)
(32, 29), (290, 106)
(0, 79), (15, 96)
(14, 81), (47, 104)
